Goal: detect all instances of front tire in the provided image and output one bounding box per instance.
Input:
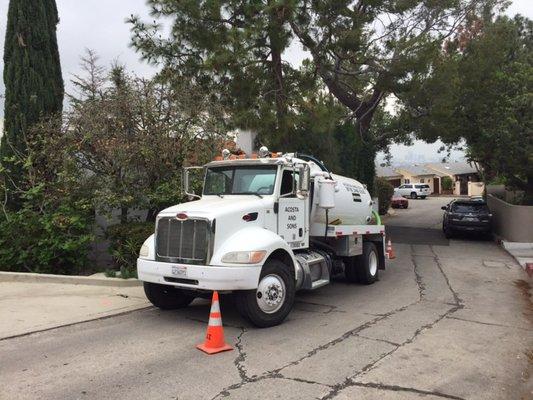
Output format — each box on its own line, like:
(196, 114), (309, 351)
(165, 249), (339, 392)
(410, 192), (417, 199)
(235, 259), (295, 328)
(143, 282), (195, 310)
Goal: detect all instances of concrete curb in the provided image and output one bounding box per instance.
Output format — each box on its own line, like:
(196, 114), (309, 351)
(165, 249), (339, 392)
(0, 271), (142, 287)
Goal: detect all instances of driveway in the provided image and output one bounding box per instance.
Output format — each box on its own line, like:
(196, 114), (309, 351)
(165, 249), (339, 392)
(1, 197), (531, 400)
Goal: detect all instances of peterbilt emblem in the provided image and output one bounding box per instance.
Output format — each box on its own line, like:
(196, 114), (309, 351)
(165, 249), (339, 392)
(176, 212), (188, 221)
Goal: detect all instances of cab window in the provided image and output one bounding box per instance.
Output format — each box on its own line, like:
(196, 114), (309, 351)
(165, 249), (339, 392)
(280, 169), (299, 197)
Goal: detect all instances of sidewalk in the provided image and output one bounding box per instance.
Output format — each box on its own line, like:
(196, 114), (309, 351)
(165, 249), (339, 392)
(0, 279), (150, 340)
(502, 241), (533, 269)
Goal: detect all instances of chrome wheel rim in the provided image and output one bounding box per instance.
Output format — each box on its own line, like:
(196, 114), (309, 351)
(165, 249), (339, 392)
(369, 251), (378, 276)
(256, 274), (286, 314)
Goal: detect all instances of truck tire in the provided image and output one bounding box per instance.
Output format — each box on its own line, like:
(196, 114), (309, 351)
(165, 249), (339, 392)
(344, 243), (379, 284)
(143, 282), (195, 310)
(234, 259), (295, 328)
(356, 242), (379, 285)
(410, 192), (417, 199)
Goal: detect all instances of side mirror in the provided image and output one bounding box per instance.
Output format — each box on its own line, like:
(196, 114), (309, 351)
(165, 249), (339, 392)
(182, 166), (203, 200)
(297, 164), (310, 199)
(441, 206), (447, 210)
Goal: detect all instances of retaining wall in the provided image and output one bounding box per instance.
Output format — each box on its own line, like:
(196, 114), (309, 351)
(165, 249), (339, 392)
(487, 194), (533, 242)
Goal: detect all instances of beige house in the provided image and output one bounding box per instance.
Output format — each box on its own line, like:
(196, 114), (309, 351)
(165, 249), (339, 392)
(375, 165), (403, 188)
(425, 162), (481, 195)
(376, 161), (483, 196)
(394, 165), (440, 194)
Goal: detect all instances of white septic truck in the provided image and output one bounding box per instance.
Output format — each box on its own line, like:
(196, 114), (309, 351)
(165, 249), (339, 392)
(137, 147), (388, 327)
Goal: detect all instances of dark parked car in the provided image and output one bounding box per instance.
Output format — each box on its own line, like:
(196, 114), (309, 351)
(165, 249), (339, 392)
(441, 198), (492, 239)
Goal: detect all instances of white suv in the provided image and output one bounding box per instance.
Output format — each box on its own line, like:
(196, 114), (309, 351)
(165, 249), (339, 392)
(396, 184), (431, 199)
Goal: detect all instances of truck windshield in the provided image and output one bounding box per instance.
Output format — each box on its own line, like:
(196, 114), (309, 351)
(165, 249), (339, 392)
(204, 165), (277, 196)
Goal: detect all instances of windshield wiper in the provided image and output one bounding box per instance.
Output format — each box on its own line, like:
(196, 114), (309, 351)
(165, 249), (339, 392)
(240, 192), (263, 198)
(215, 193), (224, 198)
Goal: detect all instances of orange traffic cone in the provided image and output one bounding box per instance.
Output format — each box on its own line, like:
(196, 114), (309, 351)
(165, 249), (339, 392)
(196, 291), (233, 355)
(386, 239), (396, 260)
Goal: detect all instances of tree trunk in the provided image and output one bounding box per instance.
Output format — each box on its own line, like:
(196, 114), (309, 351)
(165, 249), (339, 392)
(120, 207), (128, 224)
(271, 47), (286, 126)
(146, 208), (158, 222)
(524, 174), (533, 206)
(267, 2), (288, 147)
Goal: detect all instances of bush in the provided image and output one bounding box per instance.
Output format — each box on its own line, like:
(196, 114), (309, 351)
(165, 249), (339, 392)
(374, 177), (395, 215)
(0, 201), (94, 274)
(441, 176), (453, 191)
(106, 222), (154, 279)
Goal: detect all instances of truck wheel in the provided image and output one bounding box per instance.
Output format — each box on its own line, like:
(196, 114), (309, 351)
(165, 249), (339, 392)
(235, 259), (295, 328)
(143, 282), (195, 310)
(410, 192), (417, 199)
(356, 242), (379, 285)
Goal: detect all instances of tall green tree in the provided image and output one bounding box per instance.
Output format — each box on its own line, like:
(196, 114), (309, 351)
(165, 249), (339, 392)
(129, 1), (496, 152)
(1, 0), (64, 209)
(397, 15), (533, 204)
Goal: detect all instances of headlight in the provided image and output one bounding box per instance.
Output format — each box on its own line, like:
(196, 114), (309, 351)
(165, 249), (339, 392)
(139, 243), (149, 258)
(221, 251), (267, 264)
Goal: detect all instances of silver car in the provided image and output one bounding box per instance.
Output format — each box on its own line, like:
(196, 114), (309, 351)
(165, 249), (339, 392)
(396, 184), (430, 199)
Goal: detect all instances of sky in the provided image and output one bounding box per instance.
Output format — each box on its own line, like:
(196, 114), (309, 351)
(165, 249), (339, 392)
(1, 0), (532, 162)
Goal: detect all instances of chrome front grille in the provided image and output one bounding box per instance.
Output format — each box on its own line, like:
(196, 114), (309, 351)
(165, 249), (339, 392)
(155, 217), (212, 265)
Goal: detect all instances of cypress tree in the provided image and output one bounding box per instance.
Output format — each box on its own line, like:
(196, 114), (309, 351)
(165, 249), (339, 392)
(1, 0), (63, 209)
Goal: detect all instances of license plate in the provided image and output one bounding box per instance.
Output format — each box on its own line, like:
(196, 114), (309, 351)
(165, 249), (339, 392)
(171, 265), (187, 277)
(464, 217), (476, 221)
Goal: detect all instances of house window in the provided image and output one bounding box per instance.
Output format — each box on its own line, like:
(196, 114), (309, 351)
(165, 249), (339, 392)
(420, 178), (424, 183)
(404, 179), (410, 184)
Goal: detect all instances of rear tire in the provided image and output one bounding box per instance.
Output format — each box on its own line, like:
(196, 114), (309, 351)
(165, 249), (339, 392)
(410, 192), (417, 199)
(443, 225), (453, 239)
(235, 259), (295, 328)
(357, 242), (379, 285)
(344, 242), (379, 285)
(143, 282), (195, 310)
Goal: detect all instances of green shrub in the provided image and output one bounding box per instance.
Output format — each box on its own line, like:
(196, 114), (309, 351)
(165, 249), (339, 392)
(441, 176), (453, 191)
(374, 177), (395, 215)
(0, 201), (94, 274)
(106, 222), (154, 279)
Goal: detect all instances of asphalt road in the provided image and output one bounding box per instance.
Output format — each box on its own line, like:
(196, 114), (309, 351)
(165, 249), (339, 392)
(1, 197), (531, 400)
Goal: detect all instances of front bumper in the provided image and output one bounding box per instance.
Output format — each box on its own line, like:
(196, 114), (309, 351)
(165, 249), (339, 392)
(137, 258), (262, 291)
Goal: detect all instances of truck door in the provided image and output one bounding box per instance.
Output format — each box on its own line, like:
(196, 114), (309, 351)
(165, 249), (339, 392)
(278, 169), (309, 249)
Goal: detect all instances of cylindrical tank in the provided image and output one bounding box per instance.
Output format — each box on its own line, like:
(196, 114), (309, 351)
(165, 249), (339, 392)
(317, 179), (336, 209)
(312, 173), (373, 226)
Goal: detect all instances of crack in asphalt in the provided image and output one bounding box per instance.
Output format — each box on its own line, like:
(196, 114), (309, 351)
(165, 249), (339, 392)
(412, 259), (427, 300)
(351, 381), (466, 400)
(234, 328), (249, 382)
(354, 334), (400, 347)
(294, 300), (346, 314)
(213, 244), (465, 399)
(446, 316), (531, 331)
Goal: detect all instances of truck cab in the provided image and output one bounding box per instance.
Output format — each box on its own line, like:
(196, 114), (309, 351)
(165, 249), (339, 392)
(138, 149), (387, 327)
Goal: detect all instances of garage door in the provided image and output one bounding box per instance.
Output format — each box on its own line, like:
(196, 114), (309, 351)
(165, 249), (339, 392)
(389, 178), (401, 188)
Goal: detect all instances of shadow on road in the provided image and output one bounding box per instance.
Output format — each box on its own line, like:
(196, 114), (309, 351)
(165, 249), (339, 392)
(386, 226), (450, 246)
